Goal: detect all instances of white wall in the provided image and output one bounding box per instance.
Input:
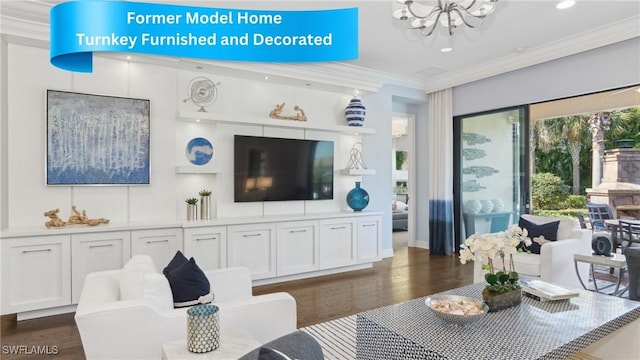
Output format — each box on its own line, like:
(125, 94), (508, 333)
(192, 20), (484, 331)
(453, 38), (640, 116)
(1, 43), (383, 234)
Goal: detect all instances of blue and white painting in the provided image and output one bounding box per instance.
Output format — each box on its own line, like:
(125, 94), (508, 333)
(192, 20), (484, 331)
(46, 90), (150, 185)
(186, 137), (214, 165)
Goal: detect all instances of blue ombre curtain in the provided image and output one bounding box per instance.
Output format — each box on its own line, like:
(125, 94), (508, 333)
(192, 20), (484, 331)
(427, 89), (454, 255)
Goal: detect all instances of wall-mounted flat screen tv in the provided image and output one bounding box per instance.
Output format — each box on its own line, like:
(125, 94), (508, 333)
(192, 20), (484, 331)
(234, 135), (334, 202)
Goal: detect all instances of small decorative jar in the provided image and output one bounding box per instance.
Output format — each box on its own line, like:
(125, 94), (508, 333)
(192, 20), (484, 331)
(344, 98), (366, 126)
(347, 181), (370, 211)
(187, 304), (220, 353)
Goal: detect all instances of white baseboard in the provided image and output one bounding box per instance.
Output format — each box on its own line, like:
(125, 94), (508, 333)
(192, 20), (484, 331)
(410, 240), (429, 249)
(17, 305), (77, 321)
(381, 248), (394, 258)
(252, 263), (374, 286)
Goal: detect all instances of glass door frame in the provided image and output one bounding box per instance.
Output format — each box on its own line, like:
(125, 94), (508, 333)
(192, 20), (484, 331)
(452, 105), (530, 252)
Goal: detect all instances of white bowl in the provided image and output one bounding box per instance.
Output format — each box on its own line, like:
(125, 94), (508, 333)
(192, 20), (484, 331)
(425, 295), (488, 325)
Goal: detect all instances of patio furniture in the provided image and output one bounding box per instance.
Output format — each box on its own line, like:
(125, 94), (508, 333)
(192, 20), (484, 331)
(587, 202), (614, 231)
(626, 248), (640, 301)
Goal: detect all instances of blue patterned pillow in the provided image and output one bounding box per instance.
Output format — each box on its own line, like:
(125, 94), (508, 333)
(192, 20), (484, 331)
(517, 217), (559, 254)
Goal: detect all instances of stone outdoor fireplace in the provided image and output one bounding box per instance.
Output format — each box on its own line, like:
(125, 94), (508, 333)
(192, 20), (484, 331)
(587, 148), (640, 219)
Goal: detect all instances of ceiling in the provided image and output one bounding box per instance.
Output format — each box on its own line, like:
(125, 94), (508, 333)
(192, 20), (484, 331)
(1, 0), (639, 93)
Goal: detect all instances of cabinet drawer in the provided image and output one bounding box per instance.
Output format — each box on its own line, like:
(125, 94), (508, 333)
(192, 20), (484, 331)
(131, 228), (182, 268)
(228, 224), (276, 280)
(1, 235), (71, 314)
(277, 221), (320, 276)
(319, 218), (357, 269)
(183, 226), (227, 270)
(357, 216), (381, 263)
(71, 231), (131, 303)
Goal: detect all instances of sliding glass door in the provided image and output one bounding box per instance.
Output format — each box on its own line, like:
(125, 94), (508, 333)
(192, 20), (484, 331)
(453, 106), (529, 251)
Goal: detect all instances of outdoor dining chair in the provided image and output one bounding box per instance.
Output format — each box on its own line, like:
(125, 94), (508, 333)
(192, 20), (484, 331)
(586, 203), (614, 231)
(616, 220), (640, 254)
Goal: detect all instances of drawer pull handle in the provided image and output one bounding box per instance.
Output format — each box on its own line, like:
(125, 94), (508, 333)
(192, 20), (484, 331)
(242, 233), (261, 237)
(22, 249), (52, 254)
(331, 226), (346, 230)
(363, 224), (376, 227)
(289, 229), (307, 233)
(146, 239), (170, 244)
(196, 237), (217, 241)
(89, 244), (115, 249)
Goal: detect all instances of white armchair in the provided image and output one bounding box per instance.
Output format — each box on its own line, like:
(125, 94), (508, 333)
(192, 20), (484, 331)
(75, 258), (296, 360)
(473, 214), (592, 289)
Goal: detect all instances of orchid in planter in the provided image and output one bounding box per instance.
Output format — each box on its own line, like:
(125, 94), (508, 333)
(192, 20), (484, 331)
(459, 225), (533, 311)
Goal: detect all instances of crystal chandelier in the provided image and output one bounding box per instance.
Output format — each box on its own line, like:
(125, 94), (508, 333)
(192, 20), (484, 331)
(393, 0), (499, 37)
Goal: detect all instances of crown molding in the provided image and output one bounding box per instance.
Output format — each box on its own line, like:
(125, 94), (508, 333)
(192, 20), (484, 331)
(423, 16), (640, 93)
(2, 10), (638, 95)
(0, 13), (424, 93)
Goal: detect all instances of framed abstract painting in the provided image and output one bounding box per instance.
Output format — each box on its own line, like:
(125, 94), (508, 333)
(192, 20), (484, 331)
(46, 90), (150, 185)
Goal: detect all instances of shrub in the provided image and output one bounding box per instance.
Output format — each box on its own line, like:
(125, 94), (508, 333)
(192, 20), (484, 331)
(531, 173), (570, 210)
(561, 194), (587, 209)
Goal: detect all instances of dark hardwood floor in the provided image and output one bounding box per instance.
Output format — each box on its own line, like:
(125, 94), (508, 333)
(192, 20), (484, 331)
(0, 242), (473, 359)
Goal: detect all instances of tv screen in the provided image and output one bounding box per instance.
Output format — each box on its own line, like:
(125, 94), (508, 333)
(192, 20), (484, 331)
(234, 135), (334, 202)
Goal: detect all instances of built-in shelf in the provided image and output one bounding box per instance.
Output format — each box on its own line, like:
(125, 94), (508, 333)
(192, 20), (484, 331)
(340, 168), (377, 176)
(175, 166), (220, 174)
(178, 110), (376, 135)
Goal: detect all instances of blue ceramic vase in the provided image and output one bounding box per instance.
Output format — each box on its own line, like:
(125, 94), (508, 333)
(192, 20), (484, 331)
(347, 181), (369, 211)
(344, 98), (366, 126)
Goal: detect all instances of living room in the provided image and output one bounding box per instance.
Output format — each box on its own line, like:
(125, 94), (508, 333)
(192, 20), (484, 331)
(1, 1), (640, 359)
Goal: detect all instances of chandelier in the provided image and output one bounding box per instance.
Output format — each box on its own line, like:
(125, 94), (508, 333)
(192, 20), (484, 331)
(393, 0), (499, 37)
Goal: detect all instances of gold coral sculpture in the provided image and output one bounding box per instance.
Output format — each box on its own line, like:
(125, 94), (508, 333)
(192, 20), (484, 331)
(269, 102), (307, 121)
(43, 206), (110, 228)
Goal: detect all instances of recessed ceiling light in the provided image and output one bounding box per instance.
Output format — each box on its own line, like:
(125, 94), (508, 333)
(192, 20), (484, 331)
(556, 0), (576, 10)
(195, 119), (201, 123)
(440, 47), (453, 53)
(125, 55), (132, 60)
(264, 76), (270, 80)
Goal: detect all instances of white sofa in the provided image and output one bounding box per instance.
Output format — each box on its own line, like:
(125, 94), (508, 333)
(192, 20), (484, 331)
(75, 256), (296, 359)
(473, 214), (592, 289)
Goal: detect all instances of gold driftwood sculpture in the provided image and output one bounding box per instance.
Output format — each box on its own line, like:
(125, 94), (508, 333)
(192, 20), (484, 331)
(269, 102), (307, 121)
(44, 206), (110, 228)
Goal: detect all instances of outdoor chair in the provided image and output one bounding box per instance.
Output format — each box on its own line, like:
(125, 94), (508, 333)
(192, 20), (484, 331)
(615, 220), (640, 254)
(586, 203), (614, 231)
(626, 248), (640, 301)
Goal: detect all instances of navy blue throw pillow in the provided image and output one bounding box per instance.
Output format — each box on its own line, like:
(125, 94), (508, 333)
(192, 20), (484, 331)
(517, 217), (559, 255)
(163, 250), (189, 275)
(164, 257), (211, 308)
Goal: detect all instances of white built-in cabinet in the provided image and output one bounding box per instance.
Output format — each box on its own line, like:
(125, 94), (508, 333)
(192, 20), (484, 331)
(276, 221), (320, 276)
(1, 211), (381, 317)
(71, 231), (131, 303)
(357, 216), (382, 263)
(1, 235), (71, 314)
(183, 226), (227, 270)
(131, 228), (183, 269)
(319, 218), (357, 269)
(227, 223), (277, 280)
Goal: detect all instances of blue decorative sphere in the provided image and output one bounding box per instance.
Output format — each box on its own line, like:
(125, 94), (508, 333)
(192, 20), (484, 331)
(347, 182), (369, 211)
